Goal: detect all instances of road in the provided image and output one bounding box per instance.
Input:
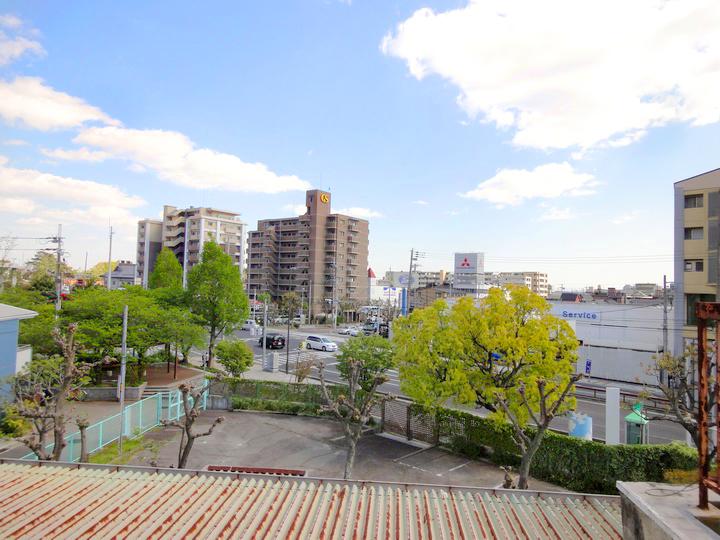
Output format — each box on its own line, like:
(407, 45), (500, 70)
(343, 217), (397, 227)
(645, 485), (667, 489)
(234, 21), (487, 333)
(233, 327), (688, 445)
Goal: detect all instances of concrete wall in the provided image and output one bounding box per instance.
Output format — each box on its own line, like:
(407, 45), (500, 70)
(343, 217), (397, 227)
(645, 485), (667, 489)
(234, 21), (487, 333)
(82, 383), (146, 401)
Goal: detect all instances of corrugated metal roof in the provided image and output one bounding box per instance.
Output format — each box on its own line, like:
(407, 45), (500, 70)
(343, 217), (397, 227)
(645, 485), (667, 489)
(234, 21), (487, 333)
(0, 461), (622, 539)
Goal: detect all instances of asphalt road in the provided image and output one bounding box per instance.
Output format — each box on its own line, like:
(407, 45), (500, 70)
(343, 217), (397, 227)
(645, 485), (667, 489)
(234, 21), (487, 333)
(234, 327), (689, 445)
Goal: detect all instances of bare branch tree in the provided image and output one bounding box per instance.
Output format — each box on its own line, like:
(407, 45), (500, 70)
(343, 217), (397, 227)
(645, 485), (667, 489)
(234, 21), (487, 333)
(318, 348), (393, 479)
(161, 383), (224, 468)
(496, 373), (582, 490)
(11, 324), (97, 461)
(77, 415), (90, 463)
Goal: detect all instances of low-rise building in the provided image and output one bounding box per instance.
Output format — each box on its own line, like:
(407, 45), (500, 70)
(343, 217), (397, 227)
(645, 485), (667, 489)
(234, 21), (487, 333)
(104, 260), (137, 290)
(0, 303), (37, 384)
(484, 271), (549, 297)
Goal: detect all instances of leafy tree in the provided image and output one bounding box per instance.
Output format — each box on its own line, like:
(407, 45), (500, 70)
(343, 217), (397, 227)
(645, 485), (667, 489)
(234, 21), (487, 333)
(161, 383), (224, 468)
(27, 251), (74, 282)
(87, 261), (117, 279)
(148, 248), (182, 289)
(216, 339), (254, 377)
(29, 274), (56, 299)
(11, 325), (95, 461)
(187, 242), (249, 368)
(319, 335), (394, 479)
(394, 286), (579, 489)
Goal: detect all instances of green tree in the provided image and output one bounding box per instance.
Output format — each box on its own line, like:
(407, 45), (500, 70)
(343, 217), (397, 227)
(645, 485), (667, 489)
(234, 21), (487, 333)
(26, 251), (74, 282)
(87, 261), (117, 280)
(394, 286), (579, 489)
(187, 242), (249, 368)
(216, 339), (254, 377)
(0, 287), (57, 355)
(149, 248), (182, 289)
(319, 335), (394, 479)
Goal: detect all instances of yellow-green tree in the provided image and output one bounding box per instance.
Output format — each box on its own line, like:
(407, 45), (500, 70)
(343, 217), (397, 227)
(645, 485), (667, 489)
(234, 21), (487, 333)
(394, 286), (580, 489)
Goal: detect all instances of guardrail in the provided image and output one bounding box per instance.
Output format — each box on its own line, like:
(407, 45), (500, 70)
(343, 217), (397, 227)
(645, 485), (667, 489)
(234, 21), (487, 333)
(574, 383), (670, 411)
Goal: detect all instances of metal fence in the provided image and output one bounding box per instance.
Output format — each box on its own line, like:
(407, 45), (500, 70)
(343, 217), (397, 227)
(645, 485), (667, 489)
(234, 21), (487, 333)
(22, 388), (208, 462)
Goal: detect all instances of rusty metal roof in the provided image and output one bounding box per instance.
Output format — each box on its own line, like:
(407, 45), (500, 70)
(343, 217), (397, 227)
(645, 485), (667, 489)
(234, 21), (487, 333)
(0, 461), (621, 539)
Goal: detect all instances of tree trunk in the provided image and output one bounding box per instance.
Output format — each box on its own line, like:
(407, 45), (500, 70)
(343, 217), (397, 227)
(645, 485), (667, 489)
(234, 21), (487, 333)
(343, 424), (361, 480)
(207, 327), (217, 369)
(79, 423), (89, 463)
(517, 428), (547, 489)
(178, 428), (186, 467)
(178, 432), (194, 468)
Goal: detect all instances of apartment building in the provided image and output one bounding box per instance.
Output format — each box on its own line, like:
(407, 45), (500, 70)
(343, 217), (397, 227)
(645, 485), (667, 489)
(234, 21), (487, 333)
(137, 219), (163, 287)
(136, 206), (247, 287)
(484, 271), (549, 297)
(247, 189), (369, 320)
(382, 270), (450, 288)
(673, 167), (720, 356)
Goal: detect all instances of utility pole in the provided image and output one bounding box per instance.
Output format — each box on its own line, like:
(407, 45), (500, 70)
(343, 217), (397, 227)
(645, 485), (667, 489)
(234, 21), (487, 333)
(308, 281), (313, 324)
(262, 297), (268, 368)
(106, 226), (114, 290)
(54, 224), (63, 313)
(118, 305), (128, 456)
(662, 275), (668, 354)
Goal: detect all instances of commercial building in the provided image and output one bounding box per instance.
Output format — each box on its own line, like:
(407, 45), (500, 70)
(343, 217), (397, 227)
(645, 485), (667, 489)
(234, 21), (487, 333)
(136, 206), (247, 287)
(453, 252), (485, 293)
(484, 271), (549, 297)
(382, 269), (450, 289)
(247, 190), (369, 320)
(673, 167), (720, 356)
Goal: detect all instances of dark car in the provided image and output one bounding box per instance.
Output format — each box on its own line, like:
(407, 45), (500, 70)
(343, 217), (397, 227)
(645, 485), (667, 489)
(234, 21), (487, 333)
(258, 333), (285, 349)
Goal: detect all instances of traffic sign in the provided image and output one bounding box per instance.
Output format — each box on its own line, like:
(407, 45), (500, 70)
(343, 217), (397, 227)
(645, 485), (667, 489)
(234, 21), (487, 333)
(584, 359), (592, 375)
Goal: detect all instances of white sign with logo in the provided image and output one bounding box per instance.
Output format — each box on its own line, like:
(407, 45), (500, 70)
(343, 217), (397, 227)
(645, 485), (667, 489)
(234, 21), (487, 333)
(454, 252), (484, 275)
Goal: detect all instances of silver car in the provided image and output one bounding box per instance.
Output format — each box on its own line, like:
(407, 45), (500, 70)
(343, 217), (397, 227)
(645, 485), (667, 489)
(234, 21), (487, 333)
(306, 335), (338, 352)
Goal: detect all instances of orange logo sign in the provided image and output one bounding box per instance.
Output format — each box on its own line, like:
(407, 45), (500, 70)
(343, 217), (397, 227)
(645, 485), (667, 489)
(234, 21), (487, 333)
(320, 193), (330, 204)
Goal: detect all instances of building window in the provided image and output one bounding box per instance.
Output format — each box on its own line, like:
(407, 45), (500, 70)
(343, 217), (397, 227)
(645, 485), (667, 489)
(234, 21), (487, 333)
(685, 227), (704, 240)
(685, 194), (704, 209)
(685, 259), (704, 272)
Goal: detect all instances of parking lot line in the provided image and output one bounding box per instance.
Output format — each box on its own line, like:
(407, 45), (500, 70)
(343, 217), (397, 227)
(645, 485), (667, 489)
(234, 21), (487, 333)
(447, 461), (470, 472)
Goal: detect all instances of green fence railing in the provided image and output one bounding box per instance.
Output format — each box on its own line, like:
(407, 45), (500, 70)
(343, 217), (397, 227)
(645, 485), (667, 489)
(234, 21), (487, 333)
(21, 388), (207, 462)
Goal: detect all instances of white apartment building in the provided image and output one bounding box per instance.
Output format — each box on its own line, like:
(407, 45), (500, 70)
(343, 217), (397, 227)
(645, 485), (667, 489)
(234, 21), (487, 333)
(136, 206), (247, 287)
(484, 271), (549, 297)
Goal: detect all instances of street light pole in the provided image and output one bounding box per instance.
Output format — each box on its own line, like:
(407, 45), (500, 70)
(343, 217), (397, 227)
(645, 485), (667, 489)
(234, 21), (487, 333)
(118, 305), (128, 456)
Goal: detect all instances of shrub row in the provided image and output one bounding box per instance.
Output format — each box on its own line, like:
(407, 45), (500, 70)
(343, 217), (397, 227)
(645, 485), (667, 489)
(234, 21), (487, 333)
(436, 407), (697, 494)
(231, 396), (324, 416)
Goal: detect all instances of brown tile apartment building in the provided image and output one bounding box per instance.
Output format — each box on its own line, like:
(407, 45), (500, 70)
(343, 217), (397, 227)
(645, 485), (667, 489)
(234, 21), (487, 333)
(247, 189), (369, 320)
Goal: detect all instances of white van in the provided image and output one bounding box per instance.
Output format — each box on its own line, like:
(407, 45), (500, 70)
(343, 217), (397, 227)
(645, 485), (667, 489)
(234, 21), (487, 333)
(305, 335), (338, 352)
(242, 319), (259, 331)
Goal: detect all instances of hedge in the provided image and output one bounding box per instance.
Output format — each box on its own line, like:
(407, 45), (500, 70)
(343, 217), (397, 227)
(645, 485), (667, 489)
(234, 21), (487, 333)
(435, 407), (697, 494)
(231, 396), (324, 416)
(222, 379), (346, 404)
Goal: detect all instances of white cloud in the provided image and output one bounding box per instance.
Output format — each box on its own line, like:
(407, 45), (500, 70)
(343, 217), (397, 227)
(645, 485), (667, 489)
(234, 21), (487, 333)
(0, 77), (119, 130)
(2, 138), (28, 146)
(0, 197), (35, 214)
(461, 162), (598, 206)
(539, 207), (575, 221)
(334, 207), (383, 219)
(16, 216), (46, 225)
(283, 203), (308, 215)
(382, 0), (720, 150)
(0, 15), (44, 66)
(73, 126), (312, 193)
(0, 159), (144, 210)
(41, 147), (110, 162)
(0, 15), (22, 29)
(611, 210), (641, 225)
(412, 200), (429, 206)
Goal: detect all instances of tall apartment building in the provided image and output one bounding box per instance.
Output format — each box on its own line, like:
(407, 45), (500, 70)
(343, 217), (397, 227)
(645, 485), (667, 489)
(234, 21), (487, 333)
(137, 219), (163, 287)
(484, 271), (549, 297)
(247, 189), (369, 320)
(136, 206), (247, 287)
(673, 167), (720, 356)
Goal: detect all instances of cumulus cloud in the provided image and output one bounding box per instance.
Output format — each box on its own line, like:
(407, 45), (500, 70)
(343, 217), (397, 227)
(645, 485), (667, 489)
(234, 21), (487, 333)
(539, 207), (575, 221)
(2, 139), (28, 146)
(412, 200), (429, 206)
(73, 126), (312, 193)
(0, 14), (44, 66)
(0, 197), (36, 214)
(382, 0), (720, 150)
(41, 147), (111, 162)
(461, 162), (598, 206)
(334, 207), (383, 219)
(0, 77), (119, 130)
(283, 203), (308, 215)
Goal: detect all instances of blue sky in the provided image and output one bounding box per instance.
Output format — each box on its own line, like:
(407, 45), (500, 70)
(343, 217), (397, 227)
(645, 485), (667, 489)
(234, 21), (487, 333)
(1, 0), (719, 288)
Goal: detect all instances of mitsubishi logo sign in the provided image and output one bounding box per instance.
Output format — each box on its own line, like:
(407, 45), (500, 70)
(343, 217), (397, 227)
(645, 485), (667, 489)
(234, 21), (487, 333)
(460, 257), (471, 268)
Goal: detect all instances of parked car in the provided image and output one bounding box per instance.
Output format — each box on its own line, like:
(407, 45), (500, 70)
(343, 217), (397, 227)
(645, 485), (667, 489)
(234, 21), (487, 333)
(305, 335), (338, 352)
(258, 333), (286, 349)
(273, 316), (288, 324)
(337, 326), (351, 335)
(348, 326), (362, 336)
(242, 319), (259, 331)
(362, 322), (377, 335)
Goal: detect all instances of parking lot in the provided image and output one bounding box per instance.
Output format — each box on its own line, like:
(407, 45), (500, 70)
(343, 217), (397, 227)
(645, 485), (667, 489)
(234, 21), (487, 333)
(132, 410), (564, 491)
